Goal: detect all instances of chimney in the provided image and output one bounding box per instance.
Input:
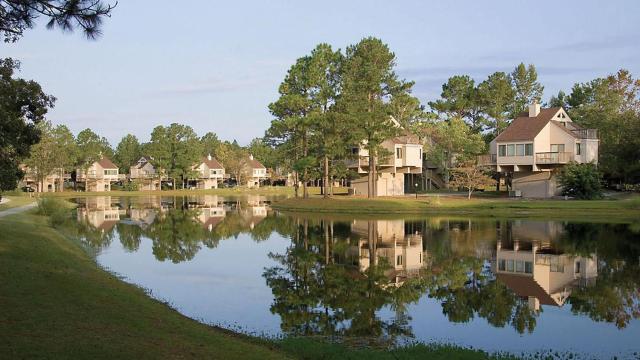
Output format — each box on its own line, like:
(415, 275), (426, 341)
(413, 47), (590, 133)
(249, 154), (254, 160)
(207, 153), (212, 161)
(528, 101), (541, 117)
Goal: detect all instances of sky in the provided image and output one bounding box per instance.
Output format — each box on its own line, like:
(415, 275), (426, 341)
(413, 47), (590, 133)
(3, 0), (639, 146)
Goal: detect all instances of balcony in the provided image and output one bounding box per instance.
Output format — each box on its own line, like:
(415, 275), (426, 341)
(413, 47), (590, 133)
(535, 152), (573, 164)
(571, 129), (598, 139)
(477, 154), (497, 166)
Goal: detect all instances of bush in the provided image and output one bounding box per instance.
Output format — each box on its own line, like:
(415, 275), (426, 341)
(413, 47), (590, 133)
(37, 198), (71, 227)
(558, 162), (603, 200)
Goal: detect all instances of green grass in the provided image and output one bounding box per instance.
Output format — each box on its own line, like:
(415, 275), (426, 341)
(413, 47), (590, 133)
(0, 194), (36, 211)
(0, 211), (288, 359)
(0, 208), (494, 359)
(272, 194), (640, 221)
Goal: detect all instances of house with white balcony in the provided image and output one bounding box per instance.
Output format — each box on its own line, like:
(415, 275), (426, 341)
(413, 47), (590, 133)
(192, 154), (225, 189)
(246, 155), (267, 188)
(348, 125), (423, 196)
(480, 103), (599, 198)
(76, 156), (121, 192)
(129, 156), (163, 190)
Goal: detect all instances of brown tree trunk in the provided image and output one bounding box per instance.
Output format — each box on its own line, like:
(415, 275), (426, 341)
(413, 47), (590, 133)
(323, 155), (329, 199)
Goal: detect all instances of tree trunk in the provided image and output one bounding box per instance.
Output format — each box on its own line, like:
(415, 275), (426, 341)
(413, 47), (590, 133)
(372, 154), (377, 198)
(323, 155), (329, 199)
(496, 172), (501, 191)
(368, 153), (374, 198)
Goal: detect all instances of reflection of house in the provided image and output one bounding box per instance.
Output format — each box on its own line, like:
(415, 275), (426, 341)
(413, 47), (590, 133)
(480, 103), (599, 197)
(76, 156), (121, 192)
(129, 156), (162, 190)
(348, 118), (423, 196)
(76, 196), (121, 231)
(192, 155), (225, 189)
(190, 195), (226, 231)
(19, 165), (70, 192)
(495, 235), (597, 311)
(246, 155), (267, 188)
(351, 220), (425, 284)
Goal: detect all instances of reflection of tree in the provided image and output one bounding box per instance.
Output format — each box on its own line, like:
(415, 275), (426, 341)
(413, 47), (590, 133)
(116, 223), (143, 252)
(144, 208), (207, 263)
(264, 219), (428, 345)
(560, 223), (640, 329)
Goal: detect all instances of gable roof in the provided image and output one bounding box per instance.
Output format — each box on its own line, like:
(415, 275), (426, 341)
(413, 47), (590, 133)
(494, 107), (562, 142)
(201, 157), (224, 169)
(496, 273), (558, 306)
(248, 158), (265, 169)
(97, 157), (118, 169)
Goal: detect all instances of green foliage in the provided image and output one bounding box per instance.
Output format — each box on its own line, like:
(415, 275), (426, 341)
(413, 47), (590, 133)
(1, 0), (116, 43)
(477, 71), (515, 136)
(565, 70), (640, 182)
(147, 123), (203, 189)
(0, 58), (55, 191)
(510, 63), (544, 117)
(36, 197), (70, 226)
(558, 162), (603, 199)
(200, 132), (222, 158)
(114, 134), (141, 173)
(75, 128), (113, 168)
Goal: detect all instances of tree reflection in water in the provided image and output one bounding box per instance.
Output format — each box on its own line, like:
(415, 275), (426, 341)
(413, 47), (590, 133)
(68, 196), (640, 341)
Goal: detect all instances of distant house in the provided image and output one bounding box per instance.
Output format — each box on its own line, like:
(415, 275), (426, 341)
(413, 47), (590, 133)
(19, 165), (69, 192)
(246, 155), (267, 188)
(76, 156), (121, 192)
(480, 103), (599, 198)
(129, 156), (162, 190)
(347, 118), (423, 196)
(192, 154), (225, 189)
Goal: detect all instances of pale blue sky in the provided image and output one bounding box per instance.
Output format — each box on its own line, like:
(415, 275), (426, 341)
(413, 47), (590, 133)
(3, 0), (639, 146)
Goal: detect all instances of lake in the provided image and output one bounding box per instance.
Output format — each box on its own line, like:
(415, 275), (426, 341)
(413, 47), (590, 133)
(66, 195), (640, 358)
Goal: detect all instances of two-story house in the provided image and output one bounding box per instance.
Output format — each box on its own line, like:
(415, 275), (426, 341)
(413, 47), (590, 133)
(348, 119), (423, 196)
(129, 156), (162, 190)
(19, 165), (70, 192)
(480, 103), (599, 198)
(191, 154), (225, 189)
(76, 156), (121, 192)
(246, 155), (267, 188)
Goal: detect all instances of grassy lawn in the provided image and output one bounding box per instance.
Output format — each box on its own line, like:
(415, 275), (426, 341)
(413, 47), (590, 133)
(0, 209), (495, 359)
(272, 194), (640, 221)
(0, 211), (287, 359)
(0, 195), (36, 211)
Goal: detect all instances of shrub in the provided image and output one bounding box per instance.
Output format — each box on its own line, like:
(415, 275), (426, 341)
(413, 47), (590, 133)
(37, 198), (71, 226)
(558, 162), (603, 200)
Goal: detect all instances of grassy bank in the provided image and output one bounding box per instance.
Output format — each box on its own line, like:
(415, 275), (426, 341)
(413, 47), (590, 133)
(0, 194), (36, 211)
(0, 208), (495, 359)
(272, 195), (640, 222)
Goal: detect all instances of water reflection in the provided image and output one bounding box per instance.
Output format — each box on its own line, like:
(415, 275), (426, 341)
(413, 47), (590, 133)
(68, 196), (640, 354)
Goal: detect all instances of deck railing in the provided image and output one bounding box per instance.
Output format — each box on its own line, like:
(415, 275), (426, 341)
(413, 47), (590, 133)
(477, 154), (497, 166)
(571, 129), (598, 139)
(535, 152), (573, 164)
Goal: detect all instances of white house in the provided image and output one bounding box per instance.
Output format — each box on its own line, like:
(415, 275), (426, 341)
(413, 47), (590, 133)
(76, 156), (121, 192)
(246, 155), (267, 188)
(129, 156), (162, 190)
(480, 103), (599, 198)
(192, 155), (225, 189)
(348, 118), (423, 196)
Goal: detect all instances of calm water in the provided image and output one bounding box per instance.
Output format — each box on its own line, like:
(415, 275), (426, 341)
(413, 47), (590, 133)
(67, 195), (640, 358)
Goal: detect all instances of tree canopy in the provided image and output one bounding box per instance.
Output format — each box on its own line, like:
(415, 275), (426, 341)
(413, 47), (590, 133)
(1, 0), (116, 42)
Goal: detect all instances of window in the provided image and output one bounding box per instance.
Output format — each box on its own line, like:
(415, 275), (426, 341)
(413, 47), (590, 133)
(516, 260), (524, 273)
(507, 144), (515, 156)
(576, 143), (582, 155)
(524, 261), (533, 274)
(351, 147), (359, 155)
(498, 259), (506, 271)
(397, 255), (403, 266)
(499, 145), (506, 157)
(516, 144), (525, 156)
(525, 144), (533, 156)
(575, 261), (581, 274)
(396, 147), (403, 159)
(550, 144), (565, 153)
(506, 260), (514, 272)
(104, 169), (118, 176)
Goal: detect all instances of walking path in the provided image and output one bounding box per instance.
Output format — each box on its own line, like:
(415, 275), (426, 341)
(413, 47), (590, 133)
(0, 202), (38, 218)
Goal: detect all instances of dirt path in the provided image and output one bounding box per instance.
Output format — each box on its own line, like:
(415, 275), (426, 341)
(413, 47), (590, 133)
(0, 202), (38, 218)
